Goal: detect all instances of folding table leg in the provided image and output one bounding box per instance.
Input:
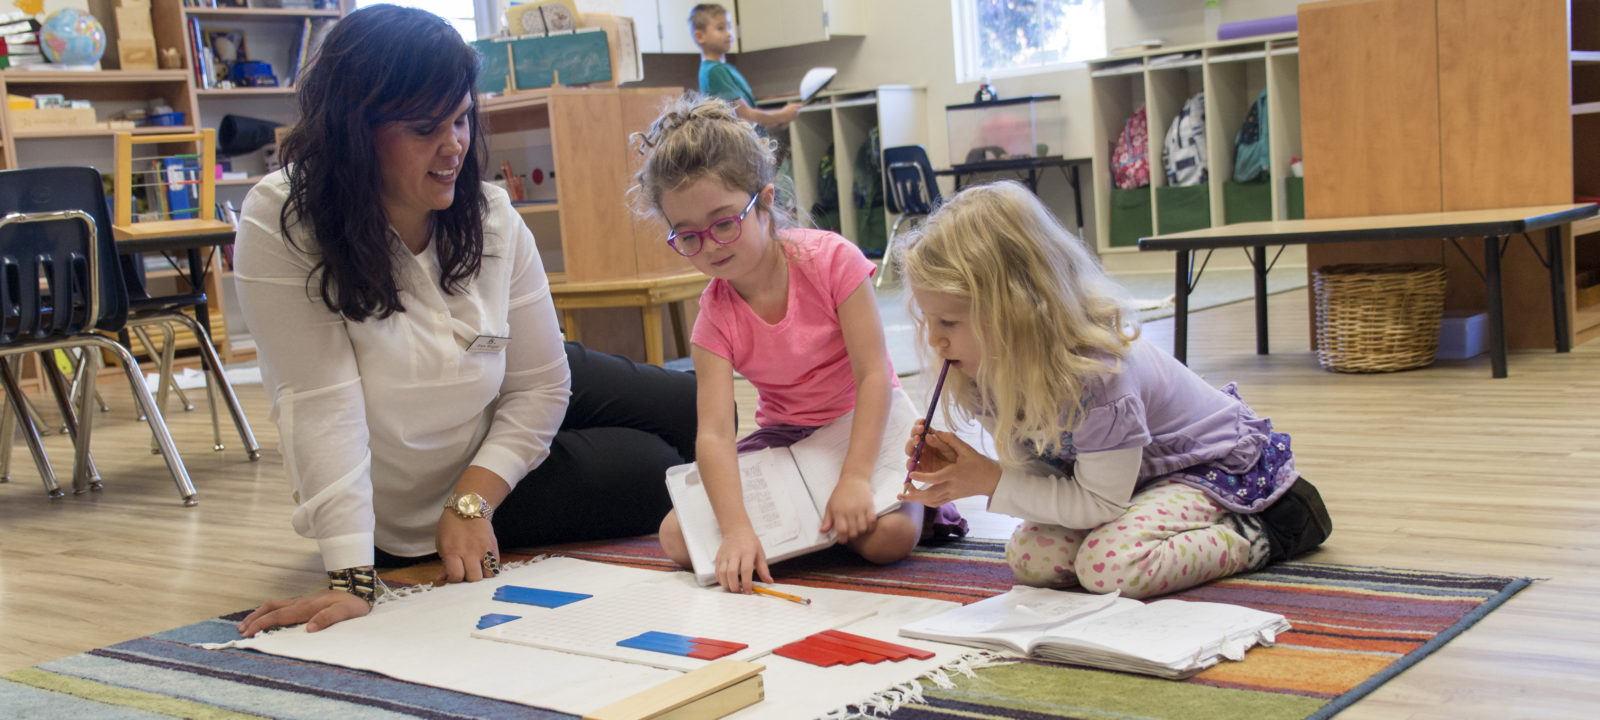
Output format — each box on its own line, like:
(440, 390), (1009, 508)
(1484, 235), (1508, 378)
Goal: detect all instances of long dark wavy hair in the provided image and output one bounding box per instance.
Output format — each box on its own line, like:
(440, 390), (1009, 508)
(278, 4), (487, 321)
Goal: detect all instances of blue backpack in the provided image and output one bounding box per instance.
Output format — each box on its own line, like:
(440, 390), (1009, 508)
(1234, 89), (1270, 183)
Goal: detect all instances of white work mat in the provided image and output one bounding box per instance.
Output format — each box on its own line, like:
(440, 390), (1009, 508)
(209, 557), (972, 718)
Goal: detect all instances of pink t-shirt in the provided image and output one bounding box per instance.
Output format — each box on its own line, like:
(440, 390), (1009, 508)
(692, 229), (899, 427)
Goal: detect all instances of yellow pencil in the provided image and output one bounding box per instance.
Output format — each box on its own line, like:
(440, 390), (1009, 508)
(752, 586), (812, 605)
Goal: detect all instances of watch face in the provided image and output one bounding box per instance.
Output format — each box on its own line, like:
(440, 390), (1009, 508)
(455, 494), (484, 516)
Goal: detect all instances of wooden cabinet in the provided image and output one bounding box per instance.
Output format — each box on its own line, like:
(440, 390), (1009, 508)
(1086, 34), (1304, 256)
(622, 0), (736, 54)
(479, 86), (686, 283)
(1298, 0), (1596, 348)
(734, 0), (864, 52)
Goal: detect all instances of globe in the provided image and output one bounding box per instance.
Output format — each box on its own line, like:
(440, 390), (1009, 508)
(41, 9), (107, 66)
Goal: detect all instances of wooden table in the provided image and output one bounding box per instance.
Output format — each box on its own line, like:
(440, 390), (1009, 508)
(1138, 203), (1598, 378)
(548, 270), (710, 366)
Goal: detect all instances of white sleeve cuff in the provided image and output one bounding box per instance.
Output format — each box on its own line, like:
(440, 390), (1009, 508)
(469, 445), (526, 491)
(318, 533), (376, 572)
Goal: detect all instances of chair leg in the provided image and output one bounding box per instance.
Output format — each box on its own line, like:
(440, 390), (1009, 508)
(65, 348), (111, 413)
(0, 356), (62, 499)
(0, 385), (11, 483)
(88, 335), (196, 505)
(40, 353), (101, 493)
(876, 215), (919, 289)
(157, 323), (195, 412)
(166, 312), (260, 461)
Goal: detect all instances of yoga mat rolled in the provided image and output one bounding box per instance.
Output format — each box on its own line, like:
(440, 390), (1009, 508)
(1217, 14), (1297, 41)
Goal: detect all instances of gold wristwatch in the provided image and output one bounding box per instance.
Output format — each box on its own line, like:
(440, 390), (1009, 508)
(445, 491), (495, 520)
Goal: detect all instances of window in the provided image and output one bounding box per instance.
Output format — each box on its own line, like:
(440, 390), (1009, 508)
(952, 0), (1107, 82)
(354, 0), (492, 40)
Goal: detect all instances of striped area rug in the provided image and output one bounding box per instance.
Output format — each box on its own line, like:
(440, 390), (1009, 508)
(3, 538), (1527, 719)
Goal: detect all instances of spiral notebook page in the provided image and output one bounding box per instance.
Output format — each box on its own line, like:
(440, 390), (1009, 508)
(472, 573), (874, 671)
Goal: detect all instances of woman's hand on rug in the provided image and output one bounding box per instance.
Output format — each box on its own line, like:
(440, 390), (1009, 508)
(236, 590), (371, 637)
(899, 429), (1001, 506)
(434, 512), (501, 585)
(715, 527), (773, 593)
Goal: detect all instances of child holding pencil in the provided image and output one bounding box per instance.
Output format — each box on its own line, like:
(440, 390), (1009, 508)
(897, 181), (1331, 599)
(633, 95), (960, 593)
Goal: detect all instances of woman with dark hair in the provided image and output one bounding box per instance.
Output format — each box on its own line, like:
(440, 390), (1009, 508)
(233, 4), (697, 636)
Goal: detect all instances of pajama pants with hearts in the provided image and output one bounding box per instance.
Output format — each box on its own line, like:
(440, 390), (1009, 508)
(1005, 478), (1267, 599)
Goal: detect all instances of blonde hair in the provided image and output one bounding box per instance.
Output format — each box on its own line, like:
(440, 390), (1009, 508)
(688, 3), (726, 33)
(903, 181), (1139, 466)
(630, 92), (796, 235)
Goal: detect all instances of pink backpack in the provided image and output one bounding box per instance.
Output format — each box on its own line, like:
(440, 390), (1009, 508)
(1112, 106), (1151, 190)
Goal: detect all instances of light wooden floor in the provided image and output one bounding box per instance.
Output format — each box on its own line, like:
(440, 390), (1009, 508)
(2, 288), (1598, 718)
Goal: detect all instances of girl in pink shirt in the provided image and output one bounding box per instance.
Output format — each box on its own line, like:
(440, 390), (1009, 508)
(634, 95), (928, 592)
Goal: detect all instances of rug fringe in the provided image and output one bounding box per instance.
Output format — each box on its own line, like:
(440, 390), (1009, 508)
(817, 650), (1016, 718)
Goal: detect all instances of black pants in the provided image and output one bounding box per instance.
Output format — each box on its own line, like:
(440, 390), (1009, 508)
(491, 342), (696, 547)
(375, 343), (697, 569)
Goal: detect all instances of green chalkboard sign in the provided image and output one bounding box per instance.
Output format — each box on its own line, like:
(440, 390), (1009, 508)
(473, 29), (612, 93)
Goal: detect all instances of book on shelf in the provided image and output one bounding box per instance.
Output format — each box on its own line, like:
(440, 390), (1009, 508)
(0, 53), (45, 69)
(899, 585), (1290, 679)
(664, 404), (914, 586)
(0, 19), (38, 37)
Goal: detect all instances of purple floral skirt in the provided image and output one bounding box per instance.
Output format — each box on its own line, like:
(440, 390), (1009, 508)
(1167, 431), (1298, 514)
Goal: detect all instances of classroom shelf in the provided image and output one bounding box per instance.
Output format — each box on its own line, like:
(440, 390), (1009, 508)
(196, 87), (298, 96)
(217, 175), (266, 186)
(0, 70), (191, 84)
(12, 125), (197, 139)
(515, 201), (560, 216)
(185, 8), (341, 18)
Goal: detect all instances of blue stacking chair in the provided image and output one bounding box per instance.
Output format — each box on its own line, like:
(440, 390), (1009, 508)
(877, 145), (943, 287)
(0, 166), (196, 504)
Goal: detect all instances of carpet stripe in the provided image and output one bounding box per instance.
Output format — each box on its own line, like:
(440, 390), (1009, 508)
(3, 667), (268, 720)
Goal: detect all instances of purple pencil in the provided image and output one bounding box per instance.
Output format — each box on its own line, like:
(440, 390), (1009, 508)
(905, 359), (954, 490)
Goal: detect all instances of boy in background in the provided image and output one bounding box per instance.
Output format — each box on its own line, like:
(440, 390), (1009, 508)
(690, 4), (800, 129)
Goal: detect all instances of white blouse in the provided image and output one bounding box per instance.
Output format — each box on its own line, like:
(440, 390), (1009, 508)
(234, 172), (571, 570)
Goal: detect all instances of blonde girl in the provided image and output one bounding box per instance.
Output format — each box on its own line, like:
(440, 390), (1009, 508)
(899, 181), (1329, 598)
(634, 95), (951, 593)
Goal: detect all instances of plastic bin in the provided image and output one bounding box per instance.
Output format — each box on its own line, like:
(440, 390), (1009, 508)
(945, 95), (1063, 166)
(1286, 176), (1305, 220)
(1156, 185), (1211, 234)
(1312, 263), (1448, 372)
(142, 112), (186, 127)
(1109, 187), (1152, 248)
(1223, 179), (1272, 223)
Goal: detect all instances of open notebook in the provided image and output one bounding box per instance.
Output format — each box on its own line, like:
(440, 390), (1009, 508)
(899, 586), (1290, 679)
(665, 402), (915, 586)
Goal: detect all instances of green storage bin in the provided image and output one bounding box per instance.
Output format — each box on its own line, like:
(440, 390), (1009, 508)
(1109, 187), (1153, 248)
(1156, 185), (1211, 234)
(1223, 179), (1273, 224)
(1286, 176), (1306, 220)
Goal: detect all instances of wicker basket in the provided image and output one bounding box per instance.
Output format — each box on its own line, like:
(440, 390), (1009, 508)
(1312, 263), (1448, 373)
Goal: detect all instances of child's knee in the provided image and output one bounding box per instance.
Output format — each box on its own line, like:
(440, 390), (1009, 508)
(1074, 552), (1147, 595)
(853, 511), (920, 564)
(1006, 525), (1084, 589)
(657, 511), (690, 568)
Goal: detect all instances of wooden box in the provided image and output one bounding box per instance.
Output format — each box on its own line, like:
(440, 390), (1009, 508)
(119, 37), (158, 70)
(8, 108), (99, 132)
(115, 7), (154, 37)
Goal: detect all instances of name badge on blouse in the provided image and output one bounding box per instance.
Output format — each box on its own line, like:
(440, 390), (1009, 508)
(466, 335), (510, 354)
